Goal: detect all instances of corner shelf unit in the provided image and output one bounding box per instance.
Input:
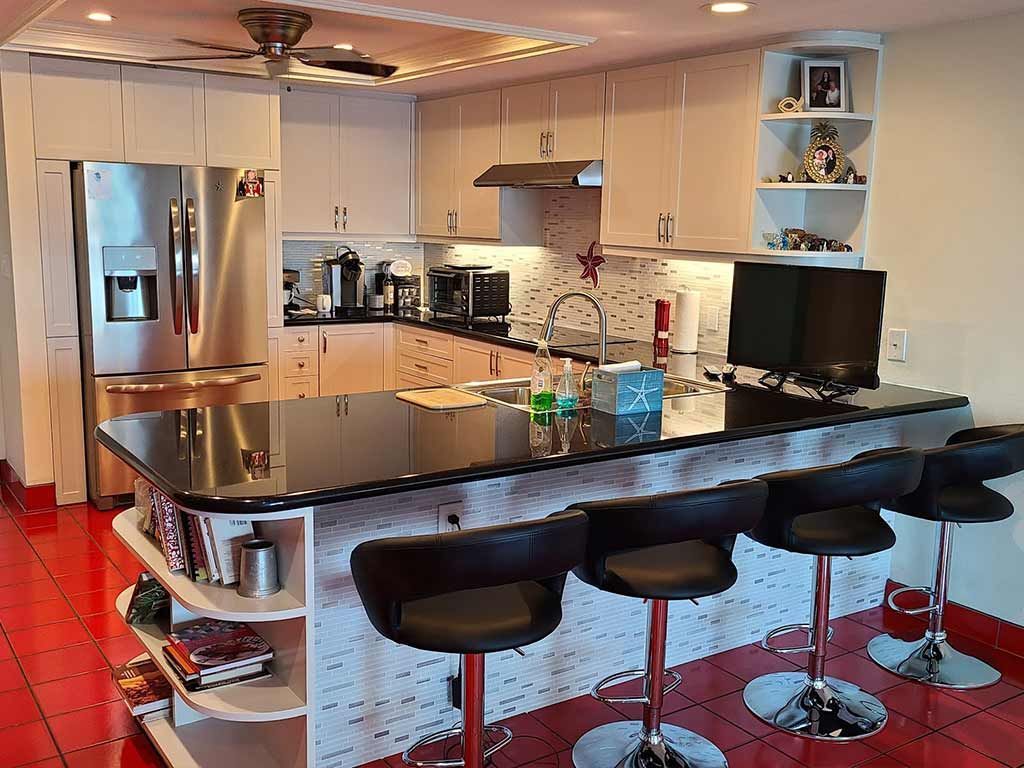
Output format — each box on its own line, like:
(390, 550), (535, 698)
(751, 32), (884, 265)
(113, 505), (314, 768)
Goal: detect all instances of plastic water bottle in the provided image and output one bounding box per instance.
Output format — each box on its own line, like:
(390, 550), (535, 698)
(555, 358), (580, 409)
(530, 340), (554, 411)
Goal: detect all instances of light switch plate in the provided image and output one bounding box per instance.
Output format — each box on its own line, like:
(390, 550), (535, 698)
(887, 328), (908, 362)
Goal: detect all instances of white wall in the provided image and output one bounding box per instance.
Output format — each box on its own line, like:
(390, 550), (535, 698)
(868, 12), (1024, 624)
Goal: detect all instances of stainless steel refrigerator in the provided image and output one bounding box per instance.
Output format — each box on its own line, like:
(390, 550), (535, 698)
(73, 162), (270, 507)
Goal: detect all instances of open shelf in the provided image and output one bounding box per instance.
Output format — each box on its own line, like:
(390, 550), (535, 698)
(749, 247), (862, 259)
(113, 508), (306, 622)
(756, 183), (868, 191)
(761, 111), (874, 124)
(143, 716), (306, 768)
(116, 588), (307, 722)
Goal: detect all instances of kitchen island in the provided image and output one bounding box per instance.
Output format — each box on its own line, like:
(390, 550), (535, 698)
(98, 379), (967, 768)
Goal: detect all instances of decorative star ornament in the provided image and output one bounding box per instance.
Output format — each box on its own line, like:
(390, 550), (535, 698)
(576, 241), (605, 289)
(625, 373), (660, 410)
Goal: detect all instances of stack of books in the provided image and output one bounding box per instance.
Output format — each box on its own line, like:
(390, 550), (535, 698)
(141, 485), (254, 585)
(162, 619), (274, 691)
(113, 656), (172, 723)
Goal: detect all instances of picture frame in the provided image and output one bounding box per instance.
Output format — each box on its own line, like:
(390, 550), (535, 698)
(803, 122), (847, 184)
(802, 59), (847, 112)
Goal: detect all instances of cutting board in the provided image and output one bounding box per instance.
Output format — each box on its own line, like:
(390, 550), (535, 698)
(395, 387), (487, 410)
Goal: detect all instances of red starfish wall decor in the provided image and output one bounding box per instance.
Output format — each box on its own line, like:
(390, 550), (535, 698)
(576, 241), (605, 289)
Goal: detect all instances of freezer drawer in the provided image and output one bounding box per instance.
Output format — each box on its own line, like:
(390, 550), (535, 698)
(88, 364), (270, 503)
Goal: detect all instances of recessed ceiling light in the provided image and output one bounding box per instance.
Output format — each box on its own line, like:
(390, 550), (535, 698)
(86, 11), (115, 22)
(703, 1), (755, 13)
(333, 43), (353, 50)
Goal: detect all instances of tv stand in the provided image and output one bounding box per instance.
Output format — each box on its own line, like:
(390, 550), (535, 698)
(758, 371), (859, 402)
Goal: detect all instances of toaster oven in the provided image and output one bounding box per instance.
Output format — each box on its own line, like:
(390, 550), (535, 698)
(427, 266), (511, 321)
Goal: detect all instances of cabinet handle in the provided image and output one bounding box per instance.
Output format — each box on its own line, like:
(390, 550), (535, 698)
(453, 209), (458, 232)
(322, 330), (327, 354)
(298, 360), (305, 369)
(657, 212), (665, 243)
(298, 392), (306, 399)
(547, 130), (554, 159)
(334, 205), (339, 231)
(342, 206), (348, 231)
(414, 337), (429, 345)
(447, 209), (452, 234)
(297, 335), (305, 343)
(414, 363), (429, 372)
(666, 212), (674, 242)
(495, 350), (501, 377)
(488, 349), (494, 376)
(539, 131), (545, 159)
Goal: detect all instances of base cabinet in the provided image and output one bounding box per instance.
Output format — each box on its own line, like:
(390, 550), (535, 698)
(319, 325), (385, 396)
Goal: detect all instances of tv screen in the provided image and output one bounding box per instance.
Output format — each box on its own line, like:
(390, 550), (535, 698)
(727, 262), (886, 389)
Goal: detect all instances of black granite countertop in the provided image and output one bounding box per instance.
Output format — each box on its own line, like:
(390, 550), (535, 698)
(97, 373), (968, 515)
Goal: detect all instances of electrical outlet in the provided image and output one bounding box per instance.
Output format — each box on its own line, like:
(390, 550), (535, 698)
(438, 501), (464, 532)
(887, 328), (908, 362)
(704, 307), (720, 332)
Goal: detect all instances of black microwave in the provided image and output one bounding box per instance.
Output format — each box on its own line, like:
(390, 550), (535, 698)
(427, 266), (511, 321)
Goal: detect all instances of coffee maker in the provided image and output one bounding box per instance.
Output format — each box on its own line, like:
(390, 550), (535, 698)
(322, 248), (366, 317)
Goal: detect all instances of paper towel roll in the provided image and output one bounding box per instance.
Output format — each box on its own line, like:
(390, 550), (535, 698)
(668, 352), (698, 413)
(671, 289), (701, 353)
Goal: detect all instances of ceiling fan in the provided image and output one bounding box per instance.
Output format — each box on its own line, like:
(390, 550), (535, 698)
(148, 7), (398, 78)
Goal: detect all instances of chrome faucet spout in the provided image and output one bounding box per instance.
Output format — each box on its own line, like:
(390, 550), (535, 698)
(541, 290), (608, 367)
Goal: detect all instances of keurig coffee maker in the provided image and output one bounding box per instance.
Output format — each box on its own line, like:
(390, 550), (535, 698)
(323, 248), (366, 317)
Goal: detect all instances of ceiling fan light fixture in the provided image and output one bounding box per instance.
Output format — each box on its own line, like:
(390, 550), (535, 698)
(333, 43), (354, 50)
(86, 11), (115, 22)
(703, 1), (755, 13)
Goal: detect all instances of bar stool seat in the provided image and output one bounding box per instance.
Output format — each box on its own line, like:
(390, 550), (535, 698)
(911, 484), (1013, 523)
(601, 540), (738, 600)
(781, 504), (897, 556)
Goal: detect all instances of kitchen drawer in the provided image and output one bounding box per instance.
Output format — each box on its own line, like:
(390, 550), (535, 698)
(282, 375), (318, 400)
(397, 324), (454, 360)
(282, 349), (318, 378)
(397, 372), (439, 389)
(282, 326), (317, 352)
(397, 349), (453, 385)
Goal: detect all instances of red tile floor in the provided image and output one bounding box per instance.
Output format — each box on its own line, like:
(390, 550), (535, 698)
(4, 496), (1024, 767)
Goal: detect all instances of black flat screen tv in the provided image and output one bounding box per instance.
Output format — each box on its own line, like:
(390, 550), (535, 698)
(727, 262), (886, 390)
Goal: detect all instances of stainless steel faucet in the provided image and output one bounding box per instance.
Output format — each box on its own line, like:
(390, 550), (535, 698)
(541, 290), (608, 367)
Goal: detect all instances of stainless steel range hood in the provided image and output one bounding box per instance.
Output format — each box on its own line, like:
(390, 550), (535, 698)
(473, 160), (602, 189)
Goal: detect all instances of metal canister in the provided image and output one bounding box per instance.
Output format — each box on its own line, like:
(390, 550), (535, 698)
(237, 539), (280, 598)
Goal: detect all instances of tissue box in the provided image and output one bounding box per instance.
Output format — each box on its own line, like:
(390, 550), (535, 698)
(590, 409), (663, 447)
(591, 366), (665, 415)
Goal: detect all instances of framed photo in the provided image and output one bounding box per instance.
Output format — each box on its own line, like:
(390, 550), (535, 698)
(803, 122), (846, 184)
(802, 60), (847, 112)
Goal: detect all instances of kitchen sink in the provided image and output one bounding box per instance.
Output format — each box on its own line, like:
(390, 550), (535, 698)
(456, 373), (727, 414)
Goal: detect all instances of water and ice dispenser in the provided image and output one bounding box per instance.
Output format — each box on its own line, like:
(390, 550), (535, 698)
(102, 247), (158, 322)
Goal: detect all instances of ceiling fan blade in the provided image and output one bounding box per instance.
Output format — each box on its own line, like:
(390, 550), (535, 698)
(290, 45), (371, 61)
(148, 53), (256, 62)
(296, 58), (398, 78)
(173, 38), (259, 55)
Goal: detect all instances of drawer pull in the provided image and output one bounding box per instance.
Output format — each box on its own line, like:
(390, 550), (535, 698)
(413, 363), (429, 372)
(297, 335), (305, 343)
(297, 361), (305, 368)
(414, 337), (429, 345)
(297, 392), (306, 399)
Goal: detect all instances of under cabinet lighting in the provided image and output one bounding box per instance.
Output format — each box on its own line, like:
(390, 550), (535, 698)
(86, 11), (115, 22)
(703, 2), (755, 13)
(333, 43), (354, 50)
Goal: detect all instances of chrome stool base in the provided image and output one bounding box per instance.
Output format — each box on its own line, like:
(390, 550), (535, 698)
(743, 672), (887, 741)
(866, 634), (1001, 689)
(402, 724), (513, 768)
(572, 721), (727, 768)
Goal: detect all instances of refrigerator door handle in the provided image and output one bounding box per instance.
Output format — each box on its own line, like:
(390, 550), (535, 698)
(104, 372), (261, 395)
(170, 198), (185, 335)
(194, 373), (262, 389)
(185, 197), (200, 334)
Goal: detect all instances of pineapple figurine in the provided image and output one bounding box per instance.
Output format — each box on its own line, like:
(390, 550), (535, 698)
(803, 121), (846, 184)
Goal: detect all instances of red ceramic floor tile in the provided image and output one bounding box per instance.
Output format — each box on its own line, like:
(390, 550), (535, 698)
(531, 693), (624, 744)
(878, 682), (979, 730)
(863, 710), (930, 754)
(830, 617), (884, 651)
(847, 608), (925, 640)
(661, 704), (756, 751)
(942, 709), (1024, 766)
(47, 699), (141, 753)
(0, 720), (59, 768)
(0, 579), (61, 609)
(0, 633), (11, 661)
(18, 760), (65, 768)
(16, 509), (81, 531)
(97, 633), (146, 667)
(82, 610), (130, 640)
(855, 758), (910, 768)
(703, 690), (779, 739)
(988, 692), (1024, 728)
(820, 651), (906, 694)
(33, 667), (122, 717)
(33, 537), (104, 560)
(56, 568), (128, 596)
(0, 687), (42, 729)
(600, 672), (695, 721)
(0, 658), (27, 692)
(0, 596), (74, 631)
(0, 543), (39, 567)
(7, 617), (91, 656)
(20, 642), (108, 685)
(0, 561), (52, 588)
(762, 731), (881, 768)
(723, 739), (805, 768)
(706, 643), (800, 682)
(489, 713), (569, 768)
(63, 734), (168, 768)
(44, 551), (114, 577)
(670, 659), (746, 703)
(890, 732), (1005, 768)
(67, 587), (123, 617)
(944, 679), (1022, 710)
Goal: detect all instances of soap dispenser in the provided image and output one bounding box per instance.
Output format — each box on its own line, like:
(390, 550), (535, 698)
(555, 358), (580, 409)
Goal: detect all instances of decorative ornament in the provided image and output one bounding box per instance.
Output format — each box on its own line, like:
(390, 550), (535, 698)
(803, 121), (846, 184)
(845, 166), (857, 185)
(777, 96), (805, 114)
(576, 240), (605, 289)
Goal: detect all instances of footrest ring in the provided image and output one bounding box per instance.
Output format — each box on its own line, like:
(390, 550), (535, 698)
(887, 585), (938, 617)
(590, 668), (683, 705)
(402, 723), (513, 767)
(761, 623), (834, 655)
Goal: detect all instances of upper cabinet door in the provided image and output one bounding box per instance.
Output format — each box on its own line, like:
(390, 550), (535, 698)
(667, 50), (760, 254)
(281, 88), (339, 234)
(204, 74), (280, 169)
(415, 97), (454, 237)
(339, 95), (412, 236)
(500, 81), (550, 164)
(453, 89), (501, 240)
(600, 62), (678, 249)
(30, 57), (124, 161)
(549, 73), (606, 161)
(36, 160), (78, 338)
(122, 66), (206, 165)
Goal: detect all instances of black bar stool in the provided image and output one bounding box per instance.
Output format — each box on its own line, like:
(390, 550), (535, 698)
(867, 425), (1024, 688)
(351, 513), (588, 768)
(560, 480), (768, 768)
(743, 448), (924, 741)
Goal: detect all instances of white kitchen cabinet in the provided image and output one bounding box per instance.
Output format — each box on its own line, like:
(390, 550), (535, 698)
(46, 337), (87, 504)
(30, 56), (124, 161)
(280, 87), (339, 234)
(319, 324), (384, 395)
(453, 90), (502, 239)
(36, 160), (78, 338)
(122, 66), (206, 165)
(500, 74), (605, 164)
(494, 346), (535, 379)
(453, 337), (498, 383)
(283, 376), (318, 400)
(500, 81), (551, 164)
(264, 170), (284, 328)
(414, 97), (455, 237)
(204, 73), (280, 169)
(396, 348), (453, 385)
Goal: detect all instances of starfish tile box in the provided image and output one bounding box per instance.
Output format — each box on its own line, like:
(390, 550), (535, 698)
(590, 409), (664, 447)
(591, 366), (665, 415)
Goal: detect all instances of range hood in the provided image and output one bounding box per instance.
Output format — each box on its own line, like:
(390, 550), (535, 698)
(473, 160), (602, 189)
